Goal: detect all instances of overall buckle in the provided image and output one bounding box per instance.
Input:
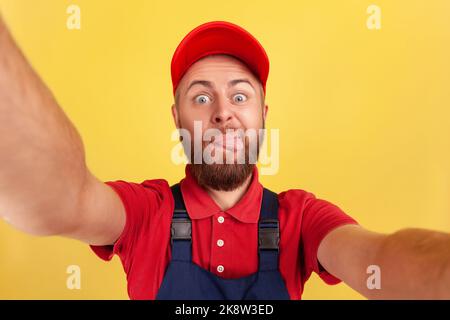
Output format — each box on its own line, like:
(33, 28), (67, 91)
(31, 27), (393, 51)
(258, 219), (280, 251)
(171, 218), (192, 244)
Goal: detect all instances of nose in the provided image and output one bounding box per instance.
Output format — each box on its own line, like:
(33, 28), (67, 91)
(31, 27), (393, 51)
(211, 97), (233, 125)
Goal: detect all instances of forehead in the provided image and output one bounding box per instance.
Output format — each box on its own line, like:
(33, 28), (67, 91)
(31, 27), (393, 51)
(181, 54), (259, 84)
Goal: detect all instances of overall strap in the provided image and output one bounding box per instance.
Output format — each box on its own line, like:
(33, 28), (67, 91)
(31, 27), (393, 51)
(258, 188), (281, 271)
(170, 183), (192, 261)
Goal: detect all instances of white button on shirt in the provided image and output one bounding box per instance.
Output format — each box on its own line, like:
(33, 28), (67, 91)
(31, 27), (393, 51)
(217, 216), (224, 223)
(217, 265), (224, 273)
(217, 239), (224, 247)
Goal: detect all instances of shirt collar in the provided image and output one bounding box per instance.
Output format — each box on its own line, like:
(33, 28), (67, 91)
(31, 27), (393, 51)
(179, 165), (263, 223)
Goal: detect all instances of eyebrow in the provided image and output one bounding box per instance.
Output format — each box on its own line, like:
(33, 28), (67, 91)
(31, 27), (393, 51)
(185, 78), (255, 95)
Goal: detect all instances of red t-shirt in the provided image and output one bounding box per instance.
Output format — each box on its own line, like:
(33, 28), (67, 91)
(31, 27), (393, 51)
(90, 165), (358, 300)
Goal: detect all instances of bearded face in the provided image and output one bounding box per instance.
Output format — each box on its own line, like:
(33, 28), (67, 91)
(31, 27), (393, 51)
(172, 54), (267, 191)
(182, 125), (264, 191)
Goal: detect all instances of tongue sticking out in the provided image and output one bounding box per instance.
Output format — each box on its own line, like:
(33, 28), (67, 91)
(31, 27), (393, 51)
(214, 132), (244, 151)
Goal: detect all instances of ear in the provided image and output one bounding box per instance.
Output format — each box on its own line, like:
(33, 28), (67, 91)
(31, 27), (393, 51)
(171, 103), (181, 128)
(263, 103), (269, 122)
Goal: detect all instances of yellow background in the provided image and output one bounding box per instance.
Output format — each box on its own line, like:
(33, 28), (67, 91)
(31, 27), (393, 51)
(0, 0), (449, 299)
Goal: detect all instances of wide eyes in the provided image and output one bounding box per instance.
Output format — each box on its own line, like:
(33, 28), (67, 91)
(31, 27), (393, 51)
(233, 93), (247, 103)
(194, 93), (248, 105)
(195, 95), (211, 104)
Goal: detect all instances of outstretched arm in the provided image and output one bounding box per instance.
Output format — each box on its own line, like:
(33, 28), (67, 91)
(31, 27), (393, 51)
(318, 224), (450, 299)
(0, 15), (125, 245)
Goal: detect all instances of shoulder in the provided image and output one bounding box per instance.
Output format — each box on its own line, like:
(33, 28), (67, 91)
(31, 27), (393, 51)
(277, 188), (318, 208)
(107, 178), (172, 195)
(108, 178), (171, 189)
(105, 178), (174, 211)
(277, 187), (355, 225)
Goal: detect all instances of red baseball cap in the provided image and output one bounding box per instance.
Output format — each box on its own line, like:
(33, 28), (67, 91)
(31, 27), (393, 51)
(171, 21), (269, 97)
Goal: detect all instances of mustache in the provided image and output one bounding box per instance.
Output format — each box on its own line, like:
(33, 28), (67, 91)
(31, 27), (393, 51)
(205, 127), (247, 139)
(208, 126), (244, 133)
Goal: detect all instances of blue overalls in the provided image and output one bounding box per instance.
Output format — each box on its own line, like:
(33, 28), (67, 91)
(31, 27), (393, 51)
(155, 183), (291, 300)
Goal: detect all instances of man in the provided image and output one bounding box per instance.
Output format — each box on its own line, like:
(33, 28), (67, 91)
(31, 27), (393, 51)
(0, 17), (449, 300)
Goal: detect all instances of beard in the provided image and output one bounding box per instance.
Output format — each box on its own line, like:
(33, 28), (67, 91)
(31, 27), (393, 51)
(182, 126), (264, 191)
(189, 162), (254, 192)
